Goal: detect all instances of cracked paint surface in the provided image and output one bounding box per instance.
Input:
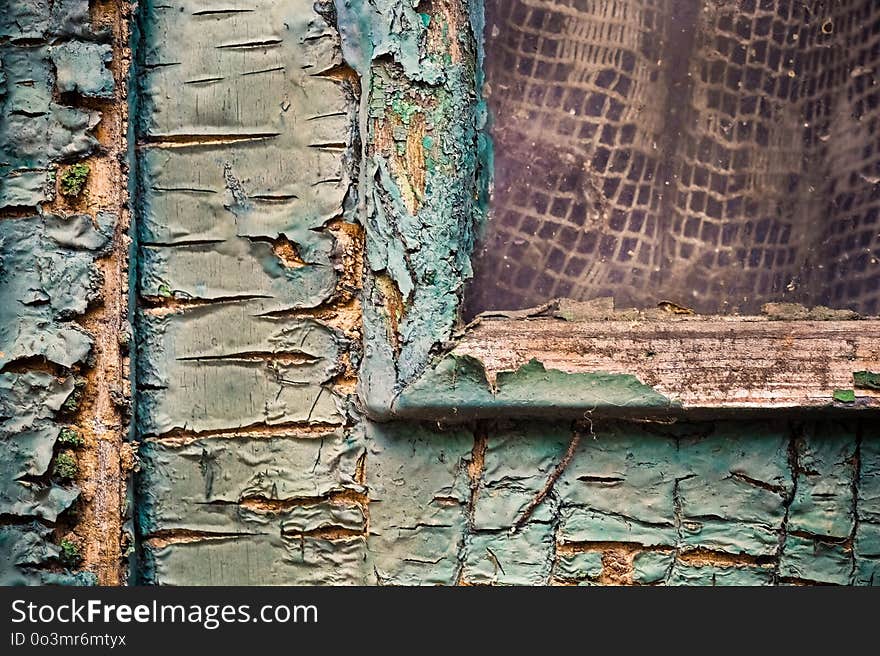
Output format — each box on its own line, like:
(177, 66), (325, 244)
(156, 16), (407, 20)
(0, 0), (854, 586)
(137, 308), (344, 435)
(139, 427), (367, 585)
(0, 214), (111, 585)
(394, 355), (676, 419)
(363, 418), (877, 586)
(0, 0), (126, 584)
(0, 0), (109, 208)
(134, 0), (355, 440)
(338, 0), (490, 416)
(136, 0), (346, 307)
(128, 0), (880, 586)
(133, 0), (366, 584)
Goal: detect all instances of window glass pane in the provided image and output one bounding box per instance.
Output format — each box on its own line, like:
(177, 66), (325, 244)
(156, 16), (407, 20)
(466, 0), (880, 317)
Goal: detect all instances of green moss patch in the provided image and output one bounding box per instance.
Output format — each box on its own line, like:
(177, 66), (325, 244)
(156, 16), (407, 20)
(59, 538), (82, 567)
(57, 427), (84, 448)
(59, 163), (90, 198)
(52, 451), (78, 481)
(854, 371), (880, 390)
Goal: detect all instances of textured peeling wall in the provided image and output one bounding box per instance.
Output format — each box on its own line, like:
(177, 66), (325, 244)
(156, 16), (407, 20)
(132, 0), (367, 583)
(361, 418), (879, 586)
(339, 0), (490, 415)
(130, 0), (880, 586)
(140, 410), (880, 585)
(0, 0), (132, 585)
(3, 0), (875, 589)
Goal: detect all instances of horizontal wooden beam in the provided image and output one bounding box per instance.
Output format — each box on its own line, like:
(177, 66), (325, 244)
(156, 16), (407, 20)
(436, 317), (880, 415)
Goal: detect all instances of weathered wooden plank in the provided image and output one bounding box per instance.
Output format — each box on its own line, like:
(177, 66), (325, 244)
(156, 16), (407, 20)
(445, 317), (880, 413)
(134, 0), (361, 584)
(137, 430), (363, 535)
(136, 0), (353, 439)
(144, 534), (367, 586)
(0, 0), (130, 586)
(136, 0), (348, 310)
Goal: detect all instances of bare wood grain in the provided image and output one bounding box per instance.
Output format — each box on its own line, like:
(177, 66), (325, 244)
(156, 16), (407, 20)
(452, 317), (880, 411)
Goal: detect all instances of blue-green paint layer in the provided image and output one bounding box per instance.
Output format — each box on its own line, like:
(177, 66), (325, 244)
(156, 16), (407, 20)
(362, 417), (876, 585)
(0, 213), (111, 585)
(394, 356), (677, 420)
(335, 0), (490, 417)
(129, 0), (880, 588)
(0, 0), (110, 209)
(133, 0), (365, 585)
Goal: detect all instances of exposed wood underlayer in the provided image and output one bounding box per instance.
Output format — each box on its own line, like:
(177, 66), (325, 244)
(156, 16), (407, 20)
(4, 0), (874, 588)
(453, 317), (880, 412)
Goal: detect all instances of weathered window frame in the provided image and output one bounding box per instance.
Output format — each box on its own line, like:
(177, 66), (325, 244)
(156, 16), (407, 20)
(343, 1), (880, 422)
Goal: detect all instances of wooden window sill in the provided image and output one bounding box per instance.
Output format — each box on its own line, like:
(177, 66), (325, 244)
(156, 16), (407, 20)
(379, 316), (880, 421)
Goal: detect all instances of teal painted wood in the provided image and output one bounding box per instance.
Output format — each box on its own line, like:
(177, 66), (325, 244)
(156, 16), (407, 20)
(133, 0), (368, 584)
(134, 0), (352, 439)
(0, 0), (108, 208)
(365, 418), (879, 585)
(129, 0), (880, 586)
(393, 356), (678, 420)
(335, 0), (490, 417)
(1, 0), (875, 588)
(0, 0), (110, 585)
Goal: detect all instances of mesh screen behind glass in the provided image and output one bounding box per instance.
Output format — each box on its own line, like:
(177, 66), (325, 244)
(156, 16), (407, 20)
(466, 0), (880, 316)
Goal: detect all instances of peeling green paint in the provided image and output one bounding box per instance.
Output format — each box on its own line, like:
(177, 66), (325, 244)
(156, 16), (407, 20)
(0, 207), (115, 584)
(136, 0), (347, 309)
(0, 0), (103, 42)
(463, 523), (555, 585)
(1, 0), (125, 587)
(334, 0), (439, 83)
(0, 214), (113, 370)
(667, 562), (775, 586)
(133, 0), (363, 585)
(0, 0), (106, 208)
(393, 356), (677, 420)
(0, 372), (80, 522)
(556, 421), (793, 557)
(473, 420), (571, 528)
(356, 418), (876, 585)
(51, 41), (114, 99)
(121, 0), (880, 588)
(779, 535), (852, 585)
(134, 0), (355, 441)
(854, 426), (880, 584)
(854, 370), (880, 390)
(632, 551), (675, 585)
(364, 420), (472, 585)
(833, 389), (855, 403)
(138, 430), (364, 536)
(144, 534), (367, 586)
(554, 550), (605, 583)
(336, 0), (490, 417)
(0, 524), (96, 586)
(137, 306), (344, 436)
(788, 423), (856, 539)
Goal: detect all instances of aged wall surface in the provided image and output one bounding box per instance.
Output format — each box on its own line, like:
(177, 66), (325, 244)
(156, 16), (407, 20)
(2, 1), (879, 586)
(132, 0), (366, 583)
(131, 0), (880, 586)
(0, 0), (132, 585)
